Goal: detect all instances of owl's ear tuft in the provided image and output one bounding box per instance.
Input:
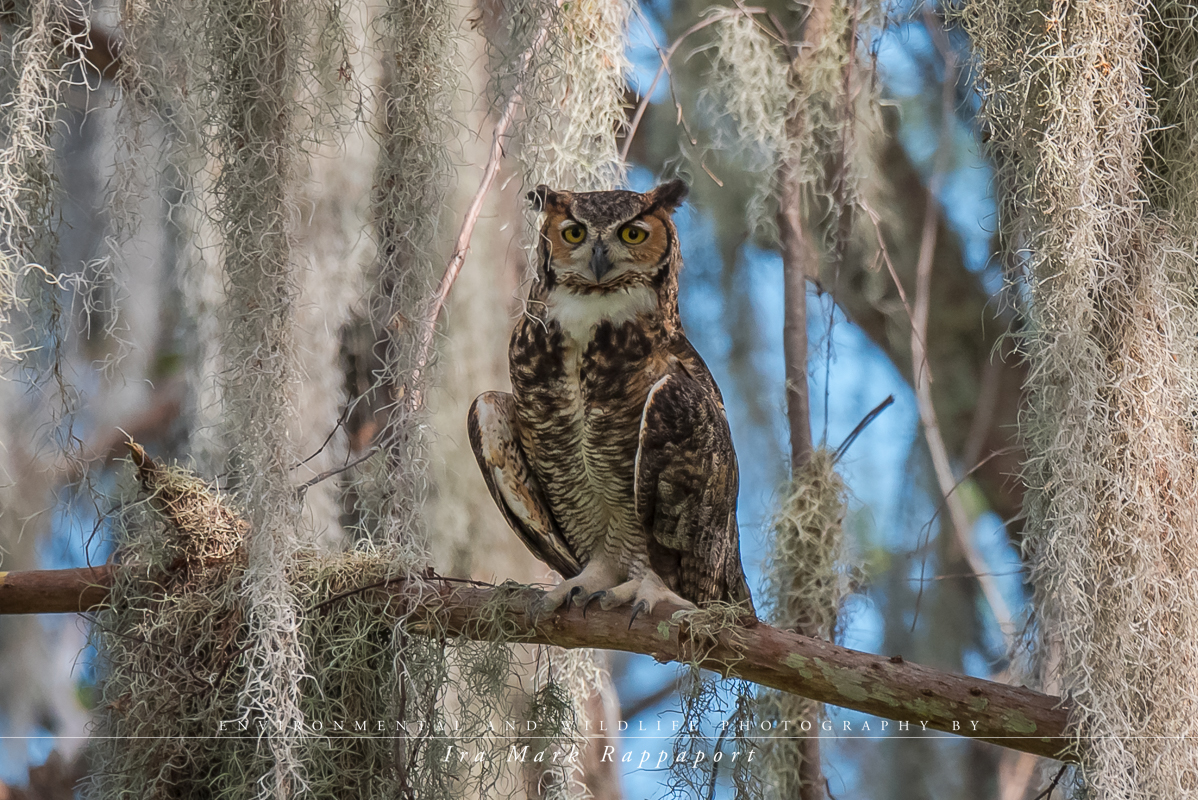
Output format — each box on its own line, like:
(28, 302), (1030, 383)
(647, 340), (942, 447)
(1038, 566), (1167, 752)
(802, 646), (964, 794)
(648, 179), (689, 213)
(527, 185), (568, 212)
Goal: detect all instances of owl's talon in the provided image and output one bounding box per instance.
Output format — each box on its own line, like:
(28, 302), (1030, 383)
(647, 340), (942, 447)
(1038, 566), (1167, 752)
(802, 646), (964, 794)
(534, 585), (572, 620)
(535, 590), (567, 621)
(582, 591), (606, 618)
(629, 599), (649, 629)
(566, 585), (585, 607)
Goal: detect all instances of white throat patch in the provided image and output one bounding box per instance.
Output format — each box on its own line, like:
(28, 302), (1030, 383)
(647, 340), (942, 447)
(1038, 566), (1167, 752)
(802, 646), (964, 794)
(547, 285), (656, 342)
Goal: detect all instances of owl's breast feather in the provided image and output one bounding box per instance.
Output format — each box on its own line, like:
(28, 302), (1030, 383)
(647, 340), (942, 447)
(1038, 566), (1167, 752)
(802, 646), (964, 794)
(509, 306), (667, 558)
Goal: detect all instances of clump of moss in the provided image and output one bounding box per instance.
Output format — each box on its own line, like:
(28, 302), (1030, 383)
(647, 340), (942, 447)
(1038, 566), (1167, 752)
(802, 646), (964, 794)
(964, 0), (1198, 794)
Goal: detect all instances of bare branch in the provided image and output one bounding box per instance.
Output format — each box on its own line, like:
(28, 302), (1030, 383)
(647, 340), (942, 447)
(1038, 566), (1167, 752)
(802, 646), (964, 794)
(0, 565), (114, 614)
(621, 13), (721, 162)
(1032, 765), (1069, 800)
(833, 394), (894, 462)
(777, 154), (816, 471)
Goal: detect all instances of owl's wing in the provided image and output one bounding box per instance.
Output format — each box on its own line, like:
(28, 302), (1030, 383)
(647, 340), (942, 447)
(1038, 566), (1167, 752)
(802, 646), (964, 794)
(468, 392), (582, 579)
(634, 371), (751, 608)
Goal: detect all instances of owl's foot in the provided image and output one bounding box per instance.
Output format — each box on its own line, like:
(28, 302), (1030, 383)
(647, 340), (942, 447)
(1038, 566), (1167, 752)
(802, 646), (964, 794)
(535, 562), (622, 619)
(581, 571), (695, 626)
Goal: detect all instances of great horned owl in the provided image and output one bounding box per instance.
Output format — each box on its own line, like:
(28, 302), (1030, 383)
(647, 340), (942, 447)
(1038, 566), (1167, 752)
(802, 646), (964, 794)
(468, 180), (754, 621)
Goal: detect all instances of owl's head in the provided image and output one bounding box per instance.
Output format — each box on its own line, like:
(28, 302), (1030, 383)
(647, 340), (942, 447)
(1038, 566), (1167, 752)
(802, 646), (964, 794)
(528, 180), (688, 295)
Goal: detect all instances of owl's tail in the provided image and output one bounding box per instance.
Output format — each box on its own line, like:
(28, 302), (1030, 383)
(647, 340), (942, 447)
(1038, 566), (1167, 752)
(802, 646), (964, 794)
(725, 517), (757, 618)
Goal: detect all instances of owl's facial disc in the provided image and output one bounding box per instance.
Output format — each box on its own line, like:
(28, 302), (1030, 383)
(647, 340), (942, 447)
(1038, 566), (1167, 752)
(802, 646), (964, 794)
(533, 182), (687, 293)
(548, 216), (663, 290)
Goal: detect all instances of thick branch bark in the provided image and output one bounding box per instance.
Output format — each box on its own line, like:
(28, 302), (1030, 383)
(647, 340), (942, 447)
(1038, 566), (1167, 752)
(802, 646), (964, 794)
(0, 565), (1073, 761)
(0, 565), (114, 614)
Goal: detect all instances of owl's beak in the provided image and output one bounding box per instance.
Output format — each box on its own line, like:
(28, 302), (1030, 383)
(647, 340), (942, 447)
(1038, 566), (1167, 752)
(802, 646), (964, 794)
(590, 241), (613, 282)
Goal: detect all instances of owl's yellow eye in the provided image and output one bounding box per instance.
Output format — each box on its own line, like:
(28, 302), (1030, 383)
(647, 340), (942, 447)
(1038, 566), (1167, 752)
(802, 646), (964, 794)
(562, 225), (587, 244)
(620, 225), (648, 245)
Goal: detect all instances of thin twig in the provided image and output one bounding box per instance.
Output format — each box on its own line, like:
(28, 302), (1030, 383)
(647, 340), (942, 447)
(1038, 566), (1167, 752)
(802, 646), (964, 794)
(731, 0), (789, 45)
(924, 446), (1022, 527)
(309, 572), (497, 614)
(1030, 764), (1069, 800)
(297, 447), (377, 492)
(907, 10), (1014, 639)
(905, 568), (1025, 582)
(408, 5), (558, 410)
(910, 445), (1022, 626)
(620, 7), (772, 162)
(293, 405), (352, 471)
(621, 13), (724, 162)
(860, 199), (929, 361)
(309, 576), (399, 614)
(833, 394), (894, 462)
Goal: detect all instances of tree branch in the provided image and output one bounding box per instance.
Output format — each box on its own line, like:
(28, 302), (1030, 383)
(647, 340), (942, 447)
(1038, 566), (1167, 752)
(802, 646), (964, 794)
(0, 564), (1073, 761)
(0, 565), (114, 614)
